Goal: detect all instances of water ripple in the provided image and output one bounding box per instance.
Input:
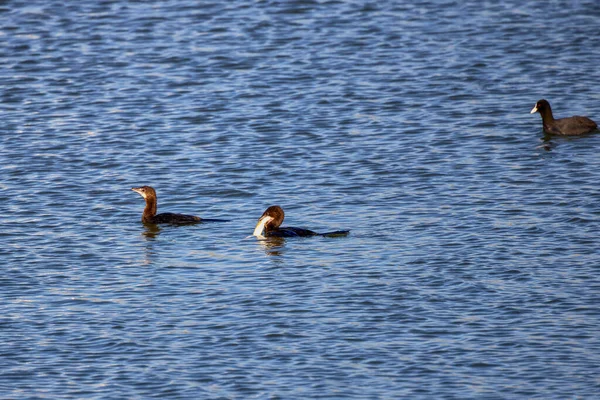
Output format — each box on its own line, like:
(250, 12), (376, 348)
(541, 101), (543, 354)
(1, 0), (600, 399)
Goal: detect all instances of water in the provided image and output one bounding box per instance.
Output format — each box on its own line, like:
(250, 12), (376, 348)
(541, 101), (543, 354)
(2, 0), (600, 398)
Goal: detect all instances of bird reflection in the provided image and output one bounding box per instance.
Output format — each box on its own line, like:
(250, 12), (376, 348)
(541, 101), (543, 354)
(141, 222), (161, 239)
(256, 236), (286, 256)
(538, 135), (555, 152)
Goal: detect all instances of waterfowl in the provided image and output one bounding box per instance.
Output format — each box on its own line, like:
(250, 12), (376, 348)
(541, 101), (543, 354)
(132, 186), (227, 225)
(530, 99), (597, 135)
(253, 205), (349, 238)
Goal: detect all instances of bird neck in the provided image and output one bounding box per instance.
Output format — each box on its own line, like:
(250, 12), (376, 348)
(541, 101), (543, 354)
(142, 196), (157, 221)
(539, 108), (555, 125)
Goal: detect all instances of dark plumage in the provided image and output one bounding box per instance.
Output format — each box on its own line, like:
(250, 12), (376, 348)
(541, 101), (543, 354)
(530, 99), (597, 136)
(253, 205), (349, 238)
(131, 186), (227, 225)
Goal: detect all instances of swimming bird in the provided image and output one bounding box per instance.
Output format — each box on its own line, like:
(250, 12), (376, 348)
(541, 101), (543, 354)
(131, 186), (227, 225)
(530, 99), (597, 136)
(253, 205), (349, 238)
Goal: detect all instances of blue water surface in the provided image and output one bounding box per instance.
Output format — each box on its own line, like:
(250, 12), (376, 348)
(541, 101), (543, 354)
(1, 1), (600, 398)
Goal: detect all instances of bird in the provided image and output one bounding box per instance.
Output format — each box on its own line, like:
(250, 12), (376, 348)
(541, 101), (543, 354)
(530, 99), (597, 136)
(131, 186), (228, 225)
(253, 205), (349, 238)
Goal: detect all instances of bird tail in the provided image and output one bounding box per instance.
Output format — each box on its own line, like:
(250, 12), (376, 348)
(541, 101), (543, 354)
(319, 230), (350, 238)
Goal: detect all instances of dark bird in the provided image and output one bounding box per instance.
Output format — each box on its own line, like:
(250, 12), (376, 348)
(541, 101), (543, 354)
(253, 205), (349, 238)
(131, 186), (227, 225)
(530, 99), (597, 136)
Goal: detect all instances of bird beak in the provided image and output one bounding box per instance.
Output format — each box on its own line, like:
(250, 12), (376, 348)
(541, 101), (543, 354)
(131, 187), (144, 197)
(253, 215), (273, 237)
(530, 105), (538, 114)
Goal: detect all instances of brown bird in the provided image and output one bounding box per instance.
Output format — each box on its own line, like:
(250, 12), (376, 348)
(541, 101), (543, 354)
(131, 186), (227, 225)
(253, 205), (349, 238)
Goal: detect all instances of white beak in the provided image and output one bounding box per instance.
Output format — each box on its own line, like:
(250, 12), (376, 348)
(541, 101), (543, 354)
(131, 188), (146, 198)
(530, 105), (538, 114)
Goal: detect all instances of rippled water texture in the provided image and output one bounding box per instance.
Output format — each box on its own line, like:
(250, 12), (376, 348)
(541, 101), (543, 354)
(2, 1), (600, 398)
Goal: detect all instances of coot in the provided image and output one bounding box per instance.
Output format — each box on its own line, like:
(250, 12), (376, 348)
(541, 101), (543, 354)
(530, 99), (597, 136)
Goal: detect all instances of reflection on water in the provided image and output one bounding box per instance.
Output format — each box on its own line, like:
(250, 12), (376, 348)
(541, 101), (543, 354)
(256, 236), (286, 257)
(538, 136), (555, 151)
(141, 223), (161, 239)
(539, 132), (595, 152)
